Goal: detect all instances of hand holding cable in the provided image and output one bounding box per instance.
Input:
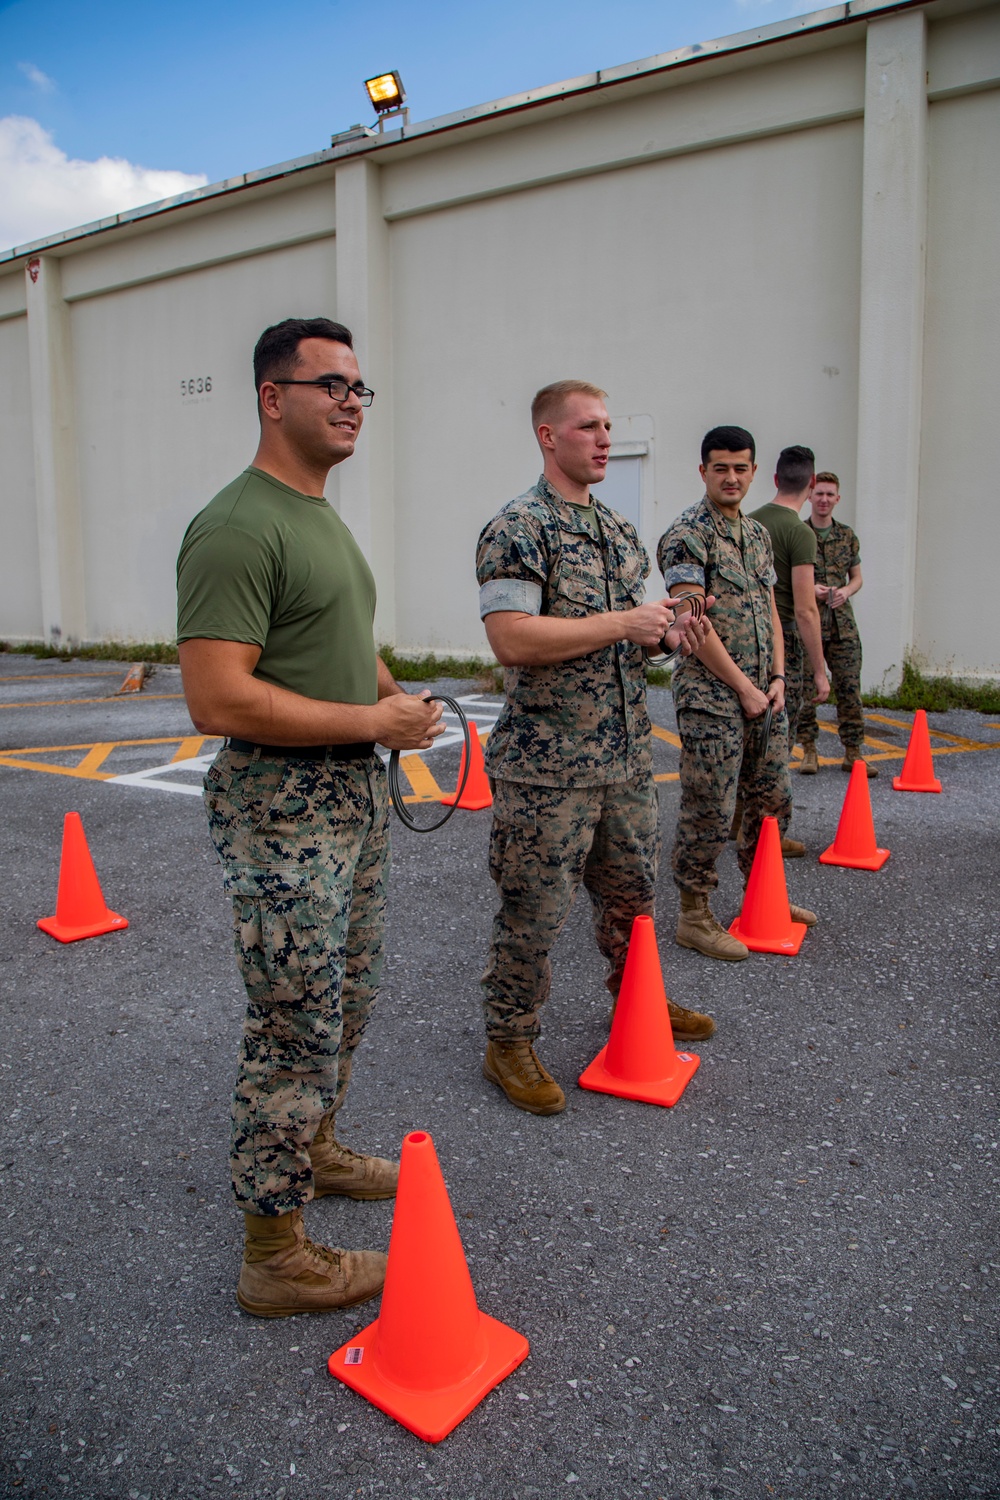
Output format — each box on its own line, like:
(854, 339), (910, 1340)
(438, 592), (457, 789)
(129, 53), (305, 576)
(387, 695), (473, 833)
(372, 690), (445, 751)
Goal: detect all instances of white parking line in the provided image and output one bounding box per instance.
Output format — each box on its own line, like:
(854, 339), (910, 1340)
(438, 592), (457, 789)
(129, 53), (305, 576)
(104, 696), (504, 798)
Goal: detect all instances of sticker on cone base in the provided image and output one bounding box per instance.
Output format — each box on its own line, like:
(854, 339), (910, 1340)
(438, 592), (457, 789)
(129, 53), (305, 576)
(344, 1347), (364, 1365)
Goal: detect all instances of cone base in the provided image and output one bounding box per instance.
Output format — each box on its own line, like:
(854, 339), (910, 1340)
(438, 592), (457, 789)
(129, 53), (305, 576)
(37, 912), (128, 944)
(438, 791), (493, 810)
(328, 1311), (528, 1443)
(578, 1045), (699, 1107)
(892, 776), (941, 794)
(818, 845), (890, 870)
(727, 917), (806, 955)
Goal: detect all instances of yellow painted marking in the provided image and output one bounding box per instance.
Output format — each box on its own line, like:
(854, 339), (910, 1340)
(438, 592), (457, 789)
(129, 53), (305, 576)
(2, 672), (125, 681)
(172, 736), (208, 762)
(0, 735), (222, 784)
(0, 692), (184, 710)
(74, 743), (116, 776)
(397, 753), (445, 803)
(654, 772), (680, 782)
(863, 712), (995, 751)
(651, 724), (682, 748)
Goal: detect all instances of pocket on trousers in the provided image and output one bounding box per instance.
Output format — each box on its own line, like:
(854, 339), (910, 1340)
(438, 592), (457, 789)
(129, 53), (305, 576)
(487, 804), (540, 918)
(225, 865), (327, 1009)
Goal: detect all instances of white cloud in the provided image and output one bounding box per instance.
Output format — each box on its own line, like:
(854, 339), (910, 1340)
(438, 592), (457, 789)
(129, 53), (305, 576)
(18, 61), (56, 94)
(0, 116), (208, 252)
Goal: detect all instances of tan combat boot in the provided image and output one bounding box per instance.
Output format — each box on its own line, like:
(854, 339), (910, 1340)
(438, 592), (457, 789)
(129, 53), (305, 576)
(781, 835), (806, 857)
(798, 742), (819, 774)
(236, 1208), (386, 1318)
(610, 990), (716, 1041)
(483, 1039), (566, 1115)
(789, 901), (818, 926)
(842, 747), (878, 778)
(676, 891), (749, 962)
(666, 999), (716, 1041)
(310, 1113), (398, 1200)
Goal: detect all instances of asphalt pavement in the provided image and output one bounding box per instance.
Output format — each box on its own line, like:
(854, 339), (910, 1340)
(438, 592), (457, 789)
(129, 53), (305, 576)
(1, 655), (998, 1500)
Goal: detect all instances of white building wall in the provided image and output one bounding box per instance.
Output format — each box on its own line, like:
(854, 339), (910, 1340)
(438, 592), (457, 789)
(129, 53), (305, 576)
(390, 115), (864, 652)
(0, 0), (997, 681)
(0, 312), (43, 638)
(916, 84), (1000, 680)
(68, 237), (337, 641)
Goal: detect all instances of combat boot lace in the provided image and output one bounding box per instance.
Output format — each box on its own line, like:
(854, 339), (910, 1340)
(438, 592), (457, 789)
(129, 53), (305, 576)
(675, 891), (748, 962)
(667, 999), (716, 1041)
(483, 1039), (566, 1115)
(798, 742), (819, 774)
(310, 1114), (398, 1200)
(842, 747), (878, 778)
(236, 1208), (386, 1318)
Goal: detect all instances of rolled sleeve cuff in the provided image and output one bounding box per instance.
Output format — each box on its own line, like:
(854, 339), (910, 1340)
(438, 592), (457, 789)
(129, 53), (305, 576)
(663, 563), (706, 593)
(479, 578), (543, 619)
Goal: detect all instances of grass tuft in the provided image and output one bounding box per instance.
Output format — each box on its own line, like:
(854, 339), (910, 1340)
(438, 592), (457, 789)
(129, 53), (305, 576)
(0, 640), (180, 664)
(862, 660), (1000, 715)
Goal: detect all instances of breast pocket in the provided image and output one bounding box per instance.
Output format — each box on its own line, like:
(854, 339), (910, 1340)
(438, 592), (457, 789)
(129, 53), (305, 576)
(714, 562), (748, 594)
(551, 572), (606, 618)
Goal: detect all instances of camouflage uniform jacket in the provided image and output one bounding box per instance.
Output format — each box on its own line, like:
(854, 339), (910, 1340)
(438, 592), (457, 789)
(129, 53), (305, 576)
(807, 516), (861, 643)
(477, 475), (652, 788)
(657, 496), (777, 719)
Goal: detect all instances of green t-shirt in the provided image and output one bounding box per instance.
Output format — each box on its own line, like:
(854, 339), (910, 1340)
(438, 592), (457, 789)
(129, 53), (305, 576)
(176, 467), (378, 704)
(749, 501), (816, 626)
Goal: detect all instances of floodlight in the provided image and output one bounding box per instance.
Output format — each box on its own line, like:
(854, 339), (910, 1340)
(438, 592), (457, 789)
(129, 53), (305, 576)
(365, 71), (405, 113)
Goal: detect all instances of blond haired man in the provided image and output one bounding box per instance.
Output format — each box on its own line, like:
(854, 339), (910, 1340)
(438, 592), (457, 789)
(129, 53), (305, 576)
(475, 380), (714, 1115)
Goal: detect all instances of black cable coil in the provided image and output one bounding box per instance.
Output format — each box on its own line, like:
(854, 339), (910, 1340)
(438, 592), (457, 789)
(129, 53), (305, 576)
(387, 694), (473, 833)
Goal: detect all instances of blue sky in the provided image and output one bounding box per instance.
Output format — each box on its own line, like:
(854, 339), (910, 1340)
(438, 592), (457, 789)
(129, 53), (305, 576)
(0, 0), (818, 249)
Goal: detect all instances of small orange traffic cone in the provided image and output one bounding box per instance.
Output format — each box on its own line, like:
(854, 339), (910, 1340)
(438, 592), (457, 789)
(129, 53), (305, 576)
(578, 915), (699, 1107)
(37, 812), (129, 943)
(439, 721), (492, 810)
(893, 709), (942, 793)
(819, 761), (890, 870)
(728, 815), (808, 954)
(328, 1130), (528, 1443)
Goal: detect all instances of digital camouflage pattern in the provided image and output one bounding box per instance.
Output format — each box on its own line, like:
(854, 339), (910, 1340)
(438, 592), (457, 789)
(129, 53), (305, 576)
(798, 633), (866, 751)
(799, 516), (865, 750)
(673, 706), (793, 894)
(481, 775), (659, 1039)
(658, 495), (792, 891)
(808, 516), (861, 642)
(204, 747), (389, 1215)
(657, 497), (777, 718)
(782, 623), (807, 750)
(476, 475), (652, 788)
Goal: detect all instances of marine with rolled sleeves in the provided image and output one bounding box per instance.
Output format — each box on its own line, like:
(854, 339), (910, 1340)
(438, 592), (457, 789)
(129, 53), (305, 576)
(475, 379), (715, 1115)
(656, 425), (819, 962)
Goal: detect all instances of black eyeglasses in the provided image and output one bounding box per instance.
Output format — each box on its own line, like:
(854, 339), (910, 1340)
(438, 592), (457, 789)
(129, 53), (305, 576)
(273, 378), (375, 407)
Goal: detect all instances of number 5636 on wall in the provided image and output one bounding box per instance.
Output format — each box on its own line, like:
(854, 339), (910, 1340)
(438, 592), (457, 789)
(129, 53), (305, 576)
(180, 376), (212, 397)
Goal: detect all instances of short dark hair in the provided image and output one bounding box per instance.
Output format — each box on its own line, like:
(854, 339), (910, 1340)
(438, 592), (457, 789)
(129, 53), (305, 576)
(252, 317), (354, 393)
(701, 426), (756, 465)
(775, 444), (816, 494)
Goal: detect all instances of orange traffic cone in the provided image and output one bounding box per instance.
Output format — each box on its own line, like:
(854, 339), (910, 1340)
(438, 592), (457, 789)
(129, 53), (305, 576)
(893, 709), (942, 793)
(328, 1130), (528, 1443)
(819, 760), (890, 870)
(578, 915), (699, 1107)
(439, 721), (492, 810)
(37, 812), (129, 943)
(728, 815), (808, 954)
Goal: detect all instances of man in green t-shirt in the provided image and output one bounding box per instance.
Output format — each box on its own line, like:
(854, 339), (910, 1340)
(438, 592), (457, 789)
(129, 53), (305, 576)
(176, 317), (443, 1318)
(750, 445), (830, 853)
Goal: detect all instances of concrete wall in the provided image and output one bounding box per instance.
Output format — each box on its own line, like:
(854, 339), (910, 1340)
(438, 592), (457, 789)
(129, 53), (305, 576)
(0, 0), (998, 684)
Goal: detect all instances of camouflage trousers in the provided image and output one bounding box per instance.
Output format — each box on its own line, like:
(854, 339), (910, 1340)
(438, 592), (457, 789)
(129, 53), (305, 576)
(672, 707), (793, 895)
(204, 746), (389, 1216)
(481, 774), (660, 1042)
(782, 623), (807, 753)
(798, 633), (865, 751)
